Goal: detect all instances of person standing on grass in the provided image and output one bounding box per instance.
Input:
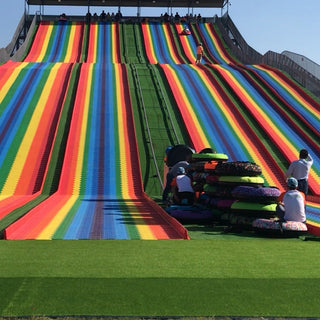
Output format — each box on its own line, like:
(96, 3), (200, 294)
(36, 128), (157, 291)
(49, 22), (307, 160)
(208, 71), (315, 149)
(285, 149), (313, 196)
(195, 43), (203, 64)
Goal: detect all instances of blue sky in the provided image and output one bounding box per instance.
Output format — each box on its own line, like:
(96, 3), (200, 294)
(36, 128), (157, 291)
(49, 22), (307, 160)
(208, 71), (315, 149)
(1, 0), (319, 65)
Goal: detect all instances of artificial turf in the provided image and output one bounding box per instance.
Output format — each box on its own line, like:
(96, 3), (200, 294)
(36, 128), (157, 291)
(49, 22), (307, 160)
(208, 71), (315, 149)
(0, 238), (320, 318)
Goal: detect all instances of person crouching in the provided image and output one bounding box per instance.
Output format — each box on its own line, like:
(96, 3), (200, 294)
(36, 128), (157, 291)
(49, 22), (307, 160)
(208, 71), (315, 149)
(171, 167), (195, 205)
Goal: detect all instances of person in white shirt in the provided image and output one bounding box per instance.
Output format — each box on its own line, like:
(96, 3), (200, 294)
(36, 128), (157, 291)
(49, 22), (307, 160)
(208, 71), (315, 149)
(171, 167), (195, 205)
(276, 177), (306, 223)
(285, 149), (313, 196)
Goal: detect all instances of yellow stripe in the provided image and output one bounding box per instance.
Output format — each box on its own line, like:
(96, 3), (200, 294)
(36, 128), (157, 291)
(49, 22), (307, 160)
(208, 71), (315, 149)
(1, 63), (61, 195)
(36, 195), (78, 239)
(115, 65), (128, 198)
(0, 62), (28, 104)
(37, 22), (54, 62)
(91, 23), (98, 63)
(112, 24), (116, 63)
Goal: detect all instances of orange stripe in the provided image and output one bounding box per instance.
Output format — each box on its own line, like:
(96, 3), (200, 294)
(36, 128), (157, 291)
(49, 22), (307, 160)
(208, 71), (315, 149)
(24, 22), (50, 62)
(141, 23), (157, 64)
(87, 23), (97, 63)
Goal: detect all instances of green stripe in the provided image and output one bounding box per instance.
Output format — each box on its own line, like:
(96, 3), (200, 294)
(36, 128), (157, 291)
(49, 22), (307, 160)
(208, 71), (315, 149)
(52, 197), (82, 239)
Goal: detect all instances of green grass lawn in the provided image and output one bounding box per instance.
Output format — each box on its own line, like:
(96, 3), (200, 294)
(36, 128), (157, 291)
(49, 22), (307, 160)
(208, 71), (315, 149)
(1, 236), (320, 318)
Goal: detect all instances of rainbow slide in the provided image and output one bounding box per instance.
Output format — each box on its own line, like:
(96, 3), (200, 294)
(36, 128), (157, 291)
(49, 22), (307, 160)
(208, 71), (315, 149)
(24, 21), (85, 62)
(86, 22), (121, 63)
(160, 63), (284, 187)
(140, 22), (238, 65)
(0, 61), (73, 222)
(212, 64), (320, 191)
(141, 22), (186, 64)
(4, 63), (188, 239)
(1, 19), (320, 238)
(160, 61), (320, 234)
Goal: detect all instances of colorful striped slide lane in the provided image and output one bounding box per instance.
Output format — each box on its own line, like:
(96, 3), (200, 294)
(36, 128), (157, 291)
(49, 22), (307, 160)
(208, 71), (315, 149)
(187, 23), (220, 64)
(173, 23), (196, 64)
(86, 22), (121, 63)
(140, 22), (184, 64)
(24, 21), (84, 63)
(236, 64), (320, 181)
(213, 64), (320, 195)
(0, 61), (73, 220)
(237, 64), (320, 143)
(160, 63), (283, 189)
(242, 64), (320, 229)
(173, 23), (220, 65)
(4, 63), (188, 240)
(196, 23), (237, 65)
(208, 64), (320, 231)
(160, 63), (320, 234)
(249, 64), (320, 139)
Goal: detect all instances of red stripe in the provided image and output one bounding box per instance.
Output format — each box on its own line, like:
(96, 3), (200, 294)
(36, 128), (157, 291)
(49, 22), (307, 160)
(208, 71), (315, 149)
(24, 22), (51, 62)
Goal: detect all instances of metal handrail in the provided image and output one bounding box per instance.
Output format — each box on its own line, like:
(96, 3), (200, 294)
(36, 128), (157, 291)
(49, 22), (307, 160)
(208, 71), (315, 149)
(131, 63), (164, 189)
(147, 63), (180, 145)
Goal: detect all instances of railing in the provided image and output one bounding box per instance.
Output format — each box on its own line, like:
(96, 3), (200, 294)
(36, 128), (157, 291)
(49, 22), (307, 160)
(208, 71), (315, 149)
(218, 13), (262, 65)
(131, 63), (164, 189)
(218, 13), (320, 99)
(262, 51), (320, 98)
(130, 63), (181, 190)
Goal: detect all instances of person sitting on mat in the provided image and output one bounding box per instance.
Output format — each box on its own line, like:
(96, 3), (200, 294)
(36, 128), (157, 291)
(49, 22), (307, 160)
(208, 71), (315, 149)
(162, 153), (191, 203)
(171, 167), (195, 205)
(276, 177), (306, 223)
(285, 149), (313, 196)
